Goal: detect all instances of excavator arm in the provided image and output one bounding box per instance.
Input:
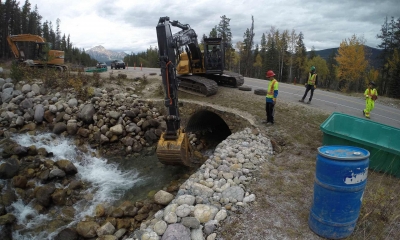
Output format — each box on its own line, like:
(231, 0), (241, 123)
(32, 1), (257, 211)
(155, 16), (192, 166)
(7, 34), (46, 60)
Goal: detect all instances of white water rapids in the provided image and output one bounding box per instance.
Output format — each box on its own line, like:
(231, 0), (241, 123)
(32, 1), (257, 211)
(7, 133), (142, 240)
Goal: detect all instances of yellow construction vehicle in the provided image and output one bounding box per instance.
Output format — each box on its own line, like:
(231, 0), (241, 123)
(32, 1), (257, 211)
(158, 17), (243, 97)
(7, 34), (67, 71)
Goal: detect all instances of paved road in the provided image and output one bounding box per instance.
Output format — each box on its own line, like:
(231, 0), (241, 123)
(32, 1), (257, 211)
(244, 77), (400, 128)
(117, 67), (400, 128)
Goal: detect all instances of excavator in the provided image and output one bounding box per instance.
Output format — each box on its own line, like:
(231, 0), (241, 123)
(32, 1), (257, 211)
(156, 16), (243, 166)
(7, 34), (68, 71)
(159, 17), (244, 97)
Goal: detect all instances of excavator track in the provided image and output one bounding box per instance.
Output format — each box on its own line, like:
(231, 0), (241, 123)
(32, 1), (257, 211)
(207, 71), (245, 88)
(177, 75), (218, 96)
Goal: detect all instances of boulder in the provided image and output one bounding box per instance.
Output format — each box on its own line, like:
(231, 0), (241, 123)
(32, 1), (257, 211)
(78, 104), (95, 124)
(161, 223), (191, 240)
(0, 158), (20, 179)
(35, 183), (56, 207)
(34, 104), (45, 123)
(54, 228), (79, 240)
(53, 122), (67, 134)
(76, 221), (100, 238)
(55, 160), (78, 175)
(154, 190), (174, 205)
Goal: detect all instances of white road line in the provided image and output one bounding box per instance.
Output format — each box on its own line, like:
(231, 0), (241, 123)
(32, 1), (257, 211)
(245, 83), (400, 124)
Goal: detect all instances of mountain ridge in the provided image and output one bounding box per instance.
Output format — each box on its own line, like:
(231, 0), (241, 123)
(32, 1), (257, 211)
(86, 45), (127, 62)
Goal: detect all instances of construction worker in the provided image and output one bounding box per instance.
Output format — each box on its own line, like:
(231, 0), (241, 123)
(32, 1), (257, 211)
(263, 70), (279, 125)
(299, 66), (318, 104)
(363, 81), (378, 118)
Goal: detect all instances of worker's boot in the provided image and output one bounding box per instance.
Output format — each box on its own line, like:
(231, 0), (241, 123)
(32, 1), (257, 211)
(299, 99), (304, 103)
(307, 100), (311, 104)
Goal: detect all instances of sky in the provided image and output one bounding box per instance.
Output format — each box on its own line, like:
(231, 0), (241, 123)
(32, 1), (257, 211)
(27, 0), (398, 53)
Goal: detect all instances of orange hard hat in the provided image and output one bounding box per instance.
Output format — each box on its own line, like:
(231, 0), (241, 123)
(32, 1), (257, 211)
(266, 70), (276, 78)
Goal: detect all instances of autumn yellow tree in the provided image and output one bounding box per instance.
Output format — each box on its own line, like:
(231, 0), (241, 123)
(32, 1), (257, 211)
(335, 34), (368, 92)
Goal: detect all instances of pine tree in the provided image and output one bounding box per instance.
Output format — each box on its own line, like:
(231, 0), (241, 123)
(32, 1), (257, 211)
(242, 16), (254, 77)
(217, 15), (232, 70)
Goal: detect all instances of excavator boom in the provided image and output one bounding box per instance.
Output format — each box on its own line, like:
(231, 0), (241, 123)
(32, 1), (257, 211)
(6, 34), (67, 71)
(155, 17), (191, 166)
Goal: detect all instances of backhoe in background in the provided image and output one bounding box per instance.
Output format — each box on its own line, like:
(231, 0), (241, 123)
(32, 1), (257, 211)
(7, 34), (68, 71)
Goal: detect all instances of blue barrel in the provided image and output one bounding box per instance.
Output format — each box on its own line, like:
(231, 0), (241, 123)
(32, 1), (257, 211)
(309, 145), (370, 239)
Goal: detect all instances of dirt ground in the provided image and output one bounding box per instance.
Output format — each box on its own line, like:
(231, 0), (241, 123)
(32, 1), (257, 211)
(90, 69), (400, 240)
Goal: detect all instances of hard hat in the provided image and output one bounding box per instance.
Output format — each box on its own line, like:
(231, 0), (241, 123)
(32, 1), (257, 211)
(310, 66), (316, 71)
(369, 81), (376, 86)
(266, 70), (276, 78)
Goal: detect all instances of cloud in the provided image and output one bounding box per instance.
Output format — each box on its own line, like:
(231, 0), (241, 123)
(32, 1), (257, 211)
(28, 0), (398, 52)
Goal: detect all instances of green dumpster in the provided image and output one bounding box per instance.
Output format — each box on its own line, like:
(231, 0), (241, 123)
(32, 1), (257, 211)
(320, 112), (400, 177)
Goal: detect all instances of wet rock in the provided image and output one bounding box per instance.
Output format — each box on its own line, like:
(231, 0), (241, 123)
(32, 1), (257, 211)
(12, 175), (27, 188)
(67, 120), (78, 135)
(114, 228), (127, 238)
(96, 221), (115, 236)
(38, 169), (50, 181)
(54, 228), (79, 240)
(51, 189), (67, 206)
(0, 159), (20, 179)
(116, 218), (131, 229)
(53, 122), (67, 134)
(0, 213), (16, 225)
(55, 160), (78, 175)
(111, 208), (124, 218)
(35, 183), (56, 207)
(1, 189), (16, 207)
(76, 221), (100, 238)
(161, 223), (191, 240)
(49, 168), (66, 178)
(95, 204), (106, 217)
(77, 128), (90, 137)
(181, 217), (200, 229)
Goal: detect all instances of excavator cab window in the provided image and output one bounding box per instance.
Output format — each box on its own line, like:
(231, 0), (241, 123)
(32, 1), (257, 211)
(205, 44), (222, 72)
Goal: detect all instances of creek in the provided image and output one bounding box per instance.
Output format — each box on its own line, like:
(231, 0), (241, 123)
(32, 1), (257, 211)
(1, 133), (188, 240)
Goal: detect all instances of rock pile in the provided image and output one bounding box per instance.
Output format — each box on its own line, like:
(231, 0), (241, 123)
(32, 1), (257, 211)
(128, 128), (274, 240)
(0, 77), (166, 155)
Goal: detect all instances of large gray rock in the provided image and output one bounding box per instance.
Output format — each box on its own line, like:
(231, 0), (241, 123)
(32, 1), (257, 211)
(154, 190), (174, 205)
(78, 104), (95, 123)
(161, 223), (191, 240)
(21, 84), (32, 94)
(2, 87), (13, 103)
(67, 98), (78, 108)
(2, 82), (14, 91)
(96, 221), (115, 236)
(67, 120), (78, 135)
(34, 104), (45, 123)
(221, 186), (245, 202)
(31, 83), (40, 95)
(110, 124), (123, 135)
(19, 98), (33, 109)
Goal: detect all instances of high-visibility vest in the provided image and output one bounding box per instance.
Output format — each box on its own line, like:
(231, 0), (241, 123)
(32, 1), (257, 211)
(266, 79), (278, 98)
(307, 73), (317, 85)
(365, 88), (378, 100)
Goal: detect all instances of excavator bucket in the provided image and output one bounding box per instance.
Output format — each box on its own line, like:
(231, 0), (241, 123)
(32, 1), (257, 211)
(156, 129), (191, 166)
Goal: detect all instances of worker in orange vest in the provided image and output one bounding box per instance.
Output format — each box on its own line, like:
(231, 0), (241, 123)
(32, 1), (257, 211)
(262, 70), (279, 125)
(363, 81), (378, 119)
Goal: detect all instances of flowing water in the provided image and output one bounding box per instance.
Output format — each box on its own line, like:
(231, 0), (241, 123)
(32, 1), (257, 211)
(2, 133), (188, 239)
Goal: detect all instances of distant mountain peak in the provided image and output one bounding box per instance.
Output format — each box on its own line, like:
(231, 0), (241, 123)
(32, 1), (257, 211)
(87, 46), (127, 62)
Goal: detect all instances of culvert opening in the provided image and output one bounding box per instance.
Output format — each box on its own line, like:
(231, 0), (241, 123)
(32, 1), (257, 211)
(185, 110), (231, 151)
